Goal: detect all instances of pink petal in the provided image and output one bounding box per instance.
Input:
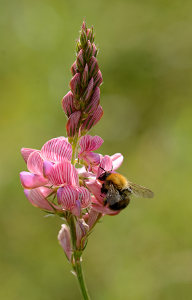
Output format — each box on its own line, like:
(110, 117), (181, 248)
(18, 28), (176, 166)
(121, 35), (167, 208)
(81, 105), (103, 132)
(24, 188), (54, 211)
(83, 152), (101, 167)
(85, 87), (100, 115)
(66, 111), (81, 138)
(111, 153), (124, 170)
(58, 224), (72, 261)
(79, 135), (104, 154)
(21, 148), (36, 163)
(97, 155), (113, 178)
(57, 186), (91, 210)
(85, 208), (101, 229)
(86, 180), (103, 204)
(43, 160), (54, 178)
(91, 202), (120, 216)
(47, 161), (79, 186)
(20, 171), (48, 189)
(62, 91), (76, 117)
(41, 137), (72, 162)
(27, 151), (44, 175)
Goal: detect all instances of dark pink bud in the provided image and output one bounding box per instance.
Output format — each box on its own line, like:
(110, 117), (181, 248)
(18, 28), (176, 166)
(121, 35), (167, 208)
(81, 21), (87, 32)
(80, 29), (87, 48)
(62, 91), (76, 117)
(81, 105), (103, 132)
(85, 41), (92, 61)
(70, 73), (81, 98)
(81, 64), (89, 88)
(94, 70), (103, 88)
(89, 56), (99, 78)
(86, 27), (94, 43)
(71, 61), (77, 76)
(66, 111), (81, 137)
(82, 77), (94, 102)
(92, 43), (97, 57)
(85, 87), (100, 115)
(76, 49), (84, 72)
(58, 224), (72, 261)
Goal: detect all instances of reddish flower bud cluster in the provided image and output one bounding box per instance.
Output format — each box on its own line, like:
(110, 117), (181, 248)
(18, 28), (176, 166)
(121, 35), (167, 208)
(62, 21), (103, 137)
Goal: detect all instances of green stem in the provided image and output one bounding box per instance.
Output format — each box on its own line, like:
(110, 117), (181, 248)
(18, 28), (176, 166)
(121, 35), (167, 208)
(71, 134), (79, 165)
(68, 215), (90, 300)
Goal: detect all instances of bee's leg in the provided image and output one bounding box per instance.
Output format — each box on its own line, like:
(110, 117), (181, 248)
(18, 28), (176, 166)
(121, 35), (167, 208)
(101, 183), (108, 194)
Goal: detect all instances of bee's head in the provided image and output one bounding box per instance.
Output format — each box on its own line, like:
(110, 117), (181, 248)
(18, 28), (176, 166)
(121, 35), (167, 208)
(98, 166), (112, 181)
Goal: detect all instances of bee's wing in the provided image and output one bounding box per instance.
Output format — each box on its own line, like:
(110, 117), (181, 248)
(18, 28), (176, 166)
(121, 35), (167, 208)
(128, 182), (154, 198)
(106, 183), (122, 206)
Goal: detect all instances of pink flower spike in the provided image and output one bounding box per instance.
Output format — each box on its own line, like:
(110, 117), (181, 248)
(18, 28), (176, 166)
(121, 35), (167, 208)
(79, 135), (104, 154)
(85, 87), (100, 115)
(27, 151), (44, 175)
(58, 224), (72, 261)
(62, 91), (76, 117)
(41, 137), (72, 162)
(70, 73), (81, 97)
(111, 153), (124, 170)
(24, 188), (54, 211)
(81, 105), (103, 132)
(20, 172), (48, 189)
(94, 70), (103, 88)
(66, 111), (81, 138)
(83, 77), (94, 102)
(97, 155), (113, 178)
(21, 148), (36, 163)
(48, 161), (79, 186)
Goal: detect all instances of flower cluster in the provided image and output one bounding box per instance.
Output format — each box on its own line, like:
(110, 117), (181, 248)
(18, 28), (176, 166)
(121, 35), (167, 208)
(19, 21), (127, 299)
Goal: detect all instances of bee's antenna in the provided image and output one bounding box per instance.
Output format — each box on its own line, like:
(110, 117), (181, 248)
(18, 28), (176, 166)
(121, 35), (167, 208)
(99, 166), (106, 172)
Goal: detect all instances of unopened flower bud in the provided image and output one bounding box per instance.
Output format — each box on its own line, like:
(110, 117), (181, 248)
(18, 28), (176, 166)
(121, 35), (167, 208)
(70, 73), (81, 99)
(89, 56), (99, 78)
(92, 43), (97, 57)
(58, 224), (72, 261)
(94, 70), (103, 88)
(76, 49), (84, 72)
(81, 20), (87, 32)
(66, 111), (81, 137)
(81, 105), (103, 132)
(62, 91), (76, 117)
(76, 219), (89, 249)
(86, 27), (94, 43)
(85, 87), (100, 115)
(71, 61), (77, 76)
(80, 29), (87, 48)
(82, 77), (94, 102)
(81, 63), (89, 89)
(85, 41), (93, 62)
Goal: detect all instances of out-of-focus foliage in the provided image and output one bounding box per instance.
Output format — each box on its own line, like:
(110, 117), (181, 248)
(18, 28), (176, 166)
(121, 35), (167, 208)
(1, 0), (192, 299)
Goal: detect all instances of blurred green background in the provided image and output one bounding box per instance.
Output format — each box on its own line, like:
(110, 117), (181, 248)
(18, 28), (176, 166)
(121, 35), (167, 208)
(1, 0), (192, 299)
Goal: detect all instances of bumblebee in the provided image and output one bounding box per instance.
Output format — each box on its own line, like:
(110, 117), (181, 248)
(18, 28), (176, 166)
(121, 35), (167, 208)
(98, 170), (154, 211)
